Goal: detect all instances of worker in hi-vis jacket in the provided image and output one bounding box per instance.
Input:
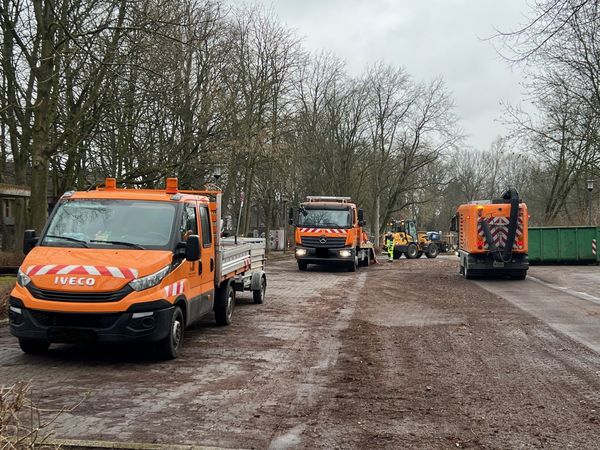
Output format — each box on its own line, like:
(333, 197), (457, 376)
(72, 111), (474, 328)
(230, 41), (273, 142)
(384, 232), (394, 262)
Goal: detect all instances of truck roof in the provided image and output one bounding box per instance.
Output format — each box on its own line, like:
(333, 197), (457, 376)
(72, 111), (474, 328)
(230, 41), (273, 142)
(301, 201), (355, 207)
(64, 178), (212, 203)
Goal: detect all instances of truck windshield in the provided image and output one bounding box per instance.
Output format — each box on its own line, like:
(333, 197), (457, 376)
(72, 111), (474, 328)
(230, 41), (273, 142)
(42, 199), (177, 249)
(298, 208), (351, 228)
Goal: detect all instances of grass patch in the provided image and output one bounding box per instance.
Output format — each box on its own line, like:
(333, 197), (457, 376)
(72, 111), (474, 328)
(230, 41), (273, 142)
(0, 277), (15, 321)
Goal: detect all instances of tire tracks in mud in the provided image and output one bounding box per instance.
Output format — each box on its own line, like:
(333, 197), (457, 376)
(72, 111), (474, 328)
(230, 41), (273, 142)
(300, 258), (600, 449)
(267, 270), (368, 449)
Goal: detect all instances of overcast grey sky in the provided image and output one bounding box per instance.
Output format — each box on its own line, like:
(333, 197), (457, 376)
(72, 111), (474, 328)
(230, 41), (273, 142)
(228, 0), (531, 151)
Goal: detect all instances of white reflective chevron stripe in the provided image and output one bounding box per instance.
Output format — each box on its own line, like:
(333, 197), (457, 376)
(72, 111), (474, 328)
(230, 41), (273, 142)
(56, 265), (78, 275)
(35, 264), (56, 275)
(164, 281), (185, 297)
(83, 265), (101, 275)
(107, 266), (125, 278)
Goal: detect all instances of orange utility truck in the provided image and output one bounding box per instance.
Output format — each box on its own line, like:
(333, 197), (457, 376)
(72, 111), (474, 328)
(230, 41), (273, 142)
(289, 196), (376, 271)
(451, 188), (529, 279)
(9, 178), (266, 358)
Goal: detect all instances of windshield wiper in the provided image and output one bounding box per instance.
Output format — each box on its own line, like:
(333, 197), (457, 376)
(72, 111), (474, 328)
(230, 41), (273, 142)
(45, 234), (89, 247)
(90, 239), (145, 250)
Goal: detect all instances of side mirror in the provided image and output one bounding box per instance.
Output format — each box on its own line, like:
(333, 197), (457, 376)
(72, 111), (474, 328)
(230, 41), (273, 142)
(185, 235), (201, 261)
(23, 229), (37, 255)
(450, 215), (458, 232)
(288, 207), (294, 225)
(358, 208), (365, 226)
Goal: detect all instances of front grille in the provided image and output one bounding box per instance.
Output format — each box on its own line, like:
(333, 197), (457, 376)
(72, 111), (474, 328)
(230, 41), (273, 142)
(301, 236), (347, 248)
(29, 310), (120, 329)
(26, 283), (133, 303)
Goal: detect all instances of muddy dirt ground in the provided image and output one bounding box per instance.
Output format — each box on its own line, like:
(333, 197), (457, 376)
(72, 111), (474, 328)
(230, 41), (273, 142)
(1, 256), (600, 449)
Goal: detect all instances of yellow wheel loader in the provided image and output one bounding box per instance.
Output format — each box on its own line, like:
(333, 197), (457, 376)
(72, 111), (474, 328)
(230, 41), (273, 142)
(384, 219), (439, 259)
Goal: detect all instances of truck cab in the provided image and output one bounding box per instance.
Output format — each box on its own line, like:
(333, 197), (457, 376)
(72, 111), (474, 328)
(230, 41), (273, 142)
(290, 196), (373, 271)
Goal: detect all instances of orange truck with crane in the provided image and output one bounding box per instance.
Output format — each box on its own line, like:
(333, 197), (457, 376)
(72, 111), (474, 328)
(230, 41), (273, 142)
(451, 188), (529, 279)
(289, 196), (376, 271)
(8, 178), (266, 358)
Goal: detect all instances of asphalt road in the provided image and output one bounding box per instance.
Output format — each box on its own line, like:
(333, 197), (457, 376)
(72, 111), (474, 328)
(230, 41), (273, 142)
(1, 256), (600, 449)
(476, 264), (600, 354)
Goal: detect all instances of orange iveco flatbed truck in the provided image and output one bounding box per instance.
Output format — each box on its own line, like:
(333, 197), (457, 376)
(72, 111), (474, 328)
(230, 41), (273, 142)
(9, 178), (266, 358)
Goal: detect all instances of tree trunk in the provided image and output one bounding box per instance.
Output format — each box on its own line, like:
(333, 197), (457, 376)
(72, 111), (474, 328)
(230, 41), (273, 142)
(30, 152), (49, 233)
(375, 193), (380, 247)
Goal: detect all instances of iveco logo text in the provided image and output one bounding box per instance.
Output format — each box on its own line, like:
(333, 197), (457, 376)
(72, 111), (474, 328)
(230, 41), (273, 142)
(54, 276), (96, 286)
(319, 236), (328, 244)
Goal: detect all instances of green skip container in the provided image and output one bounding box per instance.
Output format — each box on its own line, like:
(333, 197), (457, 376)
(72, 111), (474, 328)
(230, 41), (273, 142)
(528, 226), (600, 264)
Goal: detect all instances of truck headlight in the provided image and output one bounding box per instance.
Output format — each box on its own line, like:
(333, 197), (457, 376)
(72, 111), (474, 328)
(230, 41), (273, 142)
(129, 265), (170, 292)
(16, 268), (31, 287)
(296, 248), (307, 257)
(339, 249), (352, 258)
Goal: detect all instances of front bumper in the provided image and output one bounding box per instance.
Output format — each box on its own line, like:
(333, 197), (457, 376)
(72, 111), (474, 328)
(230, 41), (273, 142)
(8, 297), (173, 344)
(295, 246), (355, 265)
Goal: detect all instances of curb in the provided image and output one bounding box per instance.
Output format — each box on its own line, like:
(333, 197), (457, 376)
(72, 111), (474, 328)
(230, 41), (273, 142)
(22, 438), (243, 450)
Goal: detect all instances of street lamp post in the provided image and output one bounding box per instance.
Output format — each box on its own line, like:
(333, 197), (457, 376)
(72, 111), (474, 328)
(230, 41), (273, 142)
(587, 179), (594, 226)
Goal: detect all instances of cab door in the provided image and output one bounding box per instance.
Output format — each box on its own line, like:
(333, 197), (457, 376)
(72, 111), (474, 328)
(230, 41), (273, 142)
(179, 202), (211, 324)
(407, 221), (418, 242)
(181, 202), (202, 295)
(198, 203), (215, 295)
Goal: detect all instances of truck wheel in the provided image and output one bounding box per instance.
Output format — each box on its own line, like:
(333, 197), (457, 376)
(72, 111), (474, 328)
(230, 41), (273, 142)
(253, 276), (266, 304)
(417, 251), (423, 258)
(215, 283), (235, 326)
(359, 249), (369, 267)
(406, 244), (418, 259)
(425, 244), (439, 259)
(348, 256), (357, 272)
(363, 251), (371, 266)
(19, 338), (50, 355)
(156, 306), (184, 359)
(298, 260), (308, 271)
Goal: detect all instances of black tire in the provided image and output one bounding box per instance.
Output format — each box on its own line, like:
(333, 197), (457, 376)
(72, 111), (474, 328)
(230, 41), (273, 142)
(511, 270), (527, 280)
(425, 244), (439, 259)
(393, 248), (402, 259)
(360, 250), (370, 267)
(253, 276), (266, 304)
(405, 243), (418, 259)
(464, 268), (475, 279)
(215, 283), (235, 326)
(416, 251), (423, 258)
(19, 338), (50, 355)
(156, 306), (184, 359)
(298, 260), (308, 271)
(348, 256), (357, 272)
